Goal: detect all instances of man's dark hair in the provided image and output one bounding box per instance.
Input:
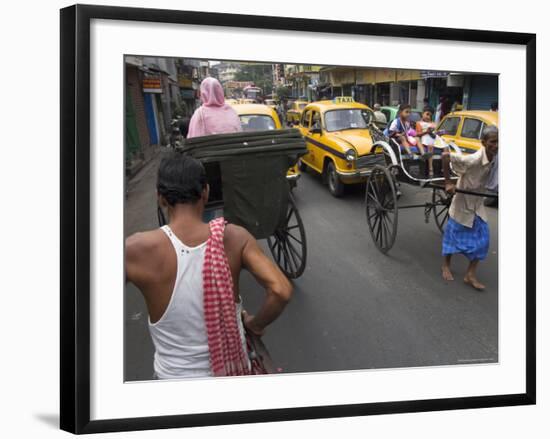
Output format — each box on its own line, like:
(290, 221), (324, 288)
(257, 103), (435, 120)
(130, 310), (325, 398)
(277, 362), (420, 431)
(157, 153), (207, 206)
(398, 103), (411, 112)
(423, 106), (434, 114)
(490, 102), (498, 111)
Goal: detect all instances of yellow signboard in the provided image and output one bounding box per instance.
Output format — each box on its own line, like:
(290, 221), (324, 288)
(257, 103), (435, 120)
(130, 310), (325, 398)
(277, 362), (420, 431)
(395, 69), (421, 81)
(375, 69), (396, 83)
(330, 69), (356, 86)
(178, 75), (193, 88)
(355, 69), (376, 84)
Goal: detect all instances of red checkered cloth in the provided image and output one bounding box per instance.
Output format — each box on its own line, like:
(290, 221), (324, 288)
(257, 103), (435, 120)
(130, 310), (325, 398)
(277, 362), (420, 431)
(203, 217), (251, 376)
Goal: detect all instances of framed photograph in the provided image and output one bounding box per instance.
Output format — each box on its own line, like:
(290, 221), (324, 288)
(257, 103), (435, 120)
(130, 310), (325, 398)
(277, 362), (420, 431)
(60, 4), (536, 434)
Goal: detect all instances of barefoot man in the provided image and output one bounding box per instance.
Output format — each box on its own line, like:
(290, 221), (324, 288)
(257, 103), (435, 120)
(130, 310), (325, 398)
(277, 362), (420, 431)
(440, 126), (498, 290)
(126, 153), (292, 378)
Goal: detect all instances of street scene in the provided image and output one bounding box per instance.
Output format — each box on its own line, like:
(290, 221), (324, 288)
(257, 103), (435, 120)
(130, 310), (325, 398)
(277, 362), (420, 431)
(124, 57), (498, 381)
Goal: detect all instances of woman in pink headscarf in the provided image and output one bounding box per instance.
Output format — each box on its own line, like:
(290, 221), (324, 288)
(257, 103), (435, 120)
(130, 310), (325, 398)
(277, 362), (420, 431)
(187, 77), (242, 138)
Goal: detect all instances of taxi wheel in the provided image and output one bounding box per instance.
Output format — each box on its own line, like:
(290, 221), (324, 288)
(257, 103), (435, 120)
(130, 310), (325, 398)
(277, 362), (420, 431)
(326, 161), (344, 197)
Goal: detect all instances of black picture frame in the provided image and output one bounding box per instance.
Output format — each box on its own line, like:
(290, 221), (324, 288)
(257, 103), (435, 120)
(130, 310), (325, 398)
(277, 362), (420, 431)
(60, 4), (536, 434)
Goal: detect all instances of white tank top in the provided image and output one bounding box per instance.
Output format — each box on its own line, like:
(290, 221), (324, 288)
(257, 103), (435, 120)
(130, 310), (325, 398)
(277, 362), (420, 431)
(149, 225), (247, 379)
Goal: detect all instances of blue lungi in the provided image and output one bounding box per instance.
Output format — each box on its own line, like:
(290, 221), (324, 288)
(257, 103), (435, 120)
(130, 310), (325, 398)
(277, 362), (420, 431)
(442, 215), (490, 261)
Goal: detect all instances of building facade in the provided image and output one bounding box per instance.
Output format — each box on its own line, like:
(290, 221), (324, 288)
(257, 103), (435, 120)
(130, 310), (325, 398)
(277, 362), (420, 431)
(284, 65), (322, 101)
(124, 56), (206, 168)
(318, 66), (498, 111)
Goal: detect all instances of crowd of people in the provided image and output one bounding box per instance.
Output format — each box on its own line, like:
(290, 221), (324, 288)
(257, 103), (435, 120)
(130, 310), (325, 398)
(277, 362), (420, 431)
(125, 77), (499, 380)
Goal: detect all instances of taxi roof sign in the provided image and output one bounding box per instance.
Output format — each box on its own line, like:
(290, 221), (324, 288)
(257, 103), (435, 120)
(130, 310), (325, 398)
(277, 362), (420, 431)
(333, 96), (355, 103)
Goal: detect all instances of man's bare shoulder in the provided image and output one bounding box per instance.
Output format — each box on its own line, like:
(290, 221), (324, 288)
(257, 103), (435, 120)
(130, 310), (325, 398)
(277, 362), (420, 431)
(223, 223), (253, 250)
(126, 229), (166, 261)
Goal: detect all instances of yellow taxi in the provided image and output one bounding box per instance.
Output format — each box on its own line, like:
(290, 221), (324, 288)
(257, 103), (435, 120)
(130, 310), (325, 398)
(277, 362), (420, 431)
(297, 97), (385, 197)
(286, 100), (308, 126)
(225, 98), (239, 105)
(237, 98), (256, 104)
(232, 103), (300, 187)
(437, 110), (498, 153)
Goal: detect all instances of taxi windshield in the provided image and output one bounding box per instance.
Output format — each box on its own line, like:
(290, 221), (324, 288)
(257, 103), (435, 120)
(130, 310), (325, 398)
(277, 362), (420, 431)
(297, 103), (307, 110)
(239, 115), (276, 131)
(324, 108), (373, 132)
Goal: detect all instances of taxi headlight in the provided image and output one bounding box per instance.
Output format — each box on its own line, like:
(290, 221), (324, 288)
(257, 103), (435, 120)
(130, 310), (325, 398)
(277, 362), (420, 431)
(345, 149), (357, 162)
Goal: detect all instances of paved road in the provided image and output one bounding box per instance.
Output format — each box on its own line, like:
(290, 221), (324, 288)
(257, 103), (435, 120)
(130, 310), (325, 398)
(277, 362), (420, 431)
(124, 150), (498, 381)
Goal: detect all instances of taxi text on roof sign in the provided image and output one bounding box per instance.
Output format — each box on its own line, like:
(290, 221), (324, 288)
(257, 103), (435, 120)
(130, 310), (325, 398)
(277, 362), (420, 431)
(334, 96), (355, 103)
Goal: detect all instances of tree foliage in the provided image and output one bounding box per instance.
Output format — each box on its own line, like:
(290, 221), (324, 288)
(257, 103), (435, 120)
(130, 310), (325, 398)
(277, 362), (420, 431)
(275, 86), (292, 99)
(234, 64), (274, 95)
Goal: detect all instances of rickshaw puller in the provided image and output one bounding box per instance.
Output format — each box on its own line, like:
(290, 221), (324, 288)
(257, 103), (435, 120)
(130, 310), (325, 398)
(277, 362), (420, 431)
(125, 154), (292, 378)
(440, 126), (499, 291)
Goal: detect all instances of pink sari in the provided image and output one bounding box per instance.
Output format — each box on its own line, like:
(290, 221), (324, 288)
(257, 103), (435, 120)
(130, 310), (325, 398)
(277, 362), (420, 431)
(187, 77), (242, 138)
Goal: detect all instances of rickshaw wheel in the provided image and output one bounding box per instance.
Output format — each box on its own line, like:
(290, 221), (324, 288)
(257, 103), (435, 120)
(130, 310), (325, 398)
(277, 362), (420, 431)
(432, 188), (452, 234)
(365, 165), (398, 254)
(268, 194), (307, 279)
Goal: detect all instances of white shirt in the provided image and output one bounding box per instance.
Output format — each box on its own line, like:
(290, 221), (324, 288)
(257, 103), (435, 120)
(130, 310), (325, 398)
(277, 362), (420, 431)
(148, 225), (248, 379)
(373, 110), (387, 125)
(149, 226), (211, 379)
(416, 120), (436, 146)
(449, 147), (493, 227)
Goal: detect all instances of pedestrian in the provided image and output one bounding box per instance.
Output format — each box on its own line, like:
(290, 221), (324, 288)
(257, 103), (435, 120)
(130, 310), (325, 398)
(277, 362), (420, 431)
(372, 103), (387, 128)
(451, 99), (463, 112)
(440, 125), (499, 290)
(490, 102), (498, 112)
(415, 106), (437, 175)
(435, 95), (450, 122)
(386, 103), (414, 154)
(187, 77), (242, 138)
(125, 153), (293, 379)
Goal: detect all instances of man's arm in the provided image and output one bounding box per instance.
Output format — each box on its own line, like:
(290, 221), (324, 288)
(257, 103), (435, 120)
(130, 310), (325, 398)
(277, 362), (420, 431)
(442, 149), (478, 193)
(240, 231), (293, 336)
(125, 232), (160, 287)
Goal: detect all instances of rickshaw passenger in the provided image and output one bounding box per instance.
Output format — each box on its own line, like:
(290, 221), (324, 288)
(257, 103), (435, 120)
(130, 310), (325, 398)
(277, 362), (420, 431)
(440, 126), (499, 290)
(386, 103), (414, 155)
(416, 106), (437, 176)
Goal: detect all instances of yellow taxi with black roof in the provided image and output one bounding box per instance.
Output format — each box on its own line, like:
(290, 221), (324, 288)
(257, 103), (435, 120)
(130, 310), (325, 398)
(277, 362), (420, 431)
(437, 110), (498, 154)
(297, 97), (385, 197)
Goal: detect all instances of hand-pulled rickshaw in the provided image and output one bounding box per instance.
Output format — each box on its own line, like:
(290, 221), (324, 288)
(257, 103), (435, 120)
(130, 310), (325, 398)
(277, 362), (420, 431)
(363, 124), (498, 254)
(158, 129), (308, 279)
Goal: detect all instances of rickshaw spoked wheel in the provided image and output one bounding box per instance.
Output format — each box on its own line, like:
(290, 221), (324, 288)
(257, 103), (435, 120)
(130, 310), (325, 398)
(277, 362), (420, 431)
(365, 165), (398, 254)
(432, 188), (452, 234)
(268, 194), (307, 279)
